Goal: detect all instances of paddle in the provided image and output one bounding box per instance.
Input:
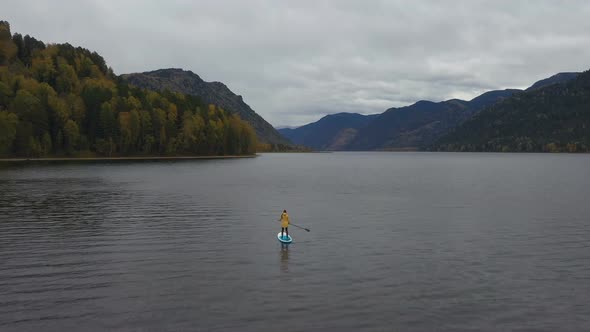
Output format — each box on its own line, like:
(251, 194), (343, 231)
(290, 223), (311, 232)
(277, 220), (311, 232)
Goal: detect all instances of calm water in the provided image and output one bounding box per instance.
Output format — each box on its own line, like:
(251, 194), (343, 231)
(1, 152), (589, 331)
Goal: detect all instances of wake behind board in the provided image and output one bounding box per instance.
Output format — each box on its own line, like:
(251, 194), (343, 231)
(277, 232), (293, 244)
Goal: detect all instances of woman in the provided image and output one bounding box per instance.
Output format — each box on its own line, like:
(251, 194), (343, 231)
(280, 210), (290, 238)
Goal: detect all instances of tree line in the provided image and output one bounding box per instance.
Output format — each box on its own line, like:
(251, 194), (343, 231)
(0, 21), (257, 157)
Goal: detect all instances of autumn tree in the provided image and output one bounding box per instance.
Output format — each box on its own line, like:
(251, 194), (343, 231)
(0, 21), (17, 65)
(0, 111), (18, 155)
(63, 119), (79, 154)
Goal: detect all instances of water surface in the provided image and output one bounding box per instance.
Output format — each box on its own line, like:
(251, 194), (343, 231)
(1, 153), (589, 331)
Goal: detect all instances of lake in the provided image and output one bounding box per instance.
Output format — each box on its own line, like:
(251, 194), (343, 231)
(1, 152), (589, 331)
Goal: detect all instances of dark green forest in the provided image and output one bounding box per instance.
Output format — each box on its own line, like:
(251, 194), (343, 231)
(432, 70), (590, 152)
(0, 21), (257, 158)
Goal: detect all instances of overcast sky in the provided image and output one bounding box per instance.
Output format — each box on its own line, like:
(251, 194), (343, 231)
(4, 1), (590, 127)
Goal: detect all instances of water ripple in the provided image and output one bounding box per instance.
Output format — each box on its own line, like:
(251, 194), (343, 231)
(1, 155), (590, 331)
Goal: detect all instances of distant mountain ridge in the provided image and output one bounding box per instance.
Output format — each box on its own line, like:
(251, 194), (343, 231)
(279, 113), (378, 150)
(525, 72), (580, 91)
(122, 69), (290, 145)
(348, 91), (515, 150)
(281, 89), (518, 151)
(282, 72), (580, 151)
(432, 70), (590, 152)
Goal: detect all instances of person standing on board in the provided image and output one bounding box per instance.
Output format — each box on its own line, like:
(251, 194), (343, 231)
(280, 210), (290, 238)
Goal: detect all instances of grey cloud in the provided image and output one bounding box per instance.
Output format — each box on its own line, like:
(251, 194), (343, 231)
(4, 0), (590, 127)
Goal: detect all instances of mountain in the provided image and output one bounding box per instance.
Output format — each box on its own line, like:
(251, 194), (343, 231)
(121, 69), (290, 146)
(287, 71), (581, 151)
(278, 113), (378, 150)
(347, 89), (518, 150)
(0, 21), (257, 158)
(433, 70), (590, 152)
(526, 72), (580, 91)
(468, 89), (522, 110)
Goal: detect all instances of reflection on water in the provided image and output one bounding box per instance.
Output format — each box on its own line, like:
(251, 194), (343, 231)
(280, 244), (289, 273)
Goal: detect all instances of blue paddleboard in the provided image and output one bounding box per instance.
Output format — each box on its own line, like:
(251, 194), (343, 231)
(277, 232), (293, 244)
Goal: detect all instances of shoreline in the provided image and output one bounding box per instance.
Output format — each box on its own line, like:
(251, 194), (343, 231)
(0, 155), (257, 162)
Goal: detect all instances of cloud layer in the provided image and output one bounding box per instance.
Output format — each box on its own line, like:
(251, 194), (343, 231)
(4, 0), (590, 126)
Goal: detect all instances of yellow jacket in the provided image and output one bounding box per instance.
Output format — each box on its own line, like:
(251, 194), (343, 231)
(280, 212), (289, 228)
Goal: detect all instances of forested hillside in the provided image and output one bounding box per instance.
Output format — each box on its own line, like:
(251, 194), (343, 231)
(0, 21), (256, 158)
(433, 70), (590, 152)
(122, 69), (290, 146)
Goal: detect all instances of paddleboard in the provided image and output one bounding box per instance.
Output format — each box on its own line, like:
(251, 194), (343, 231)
(277, 232), (293, 244)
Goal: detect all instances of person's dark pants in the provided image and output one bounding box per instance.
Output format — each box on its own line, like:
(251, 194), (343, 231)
(281, 227), (289, 237)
